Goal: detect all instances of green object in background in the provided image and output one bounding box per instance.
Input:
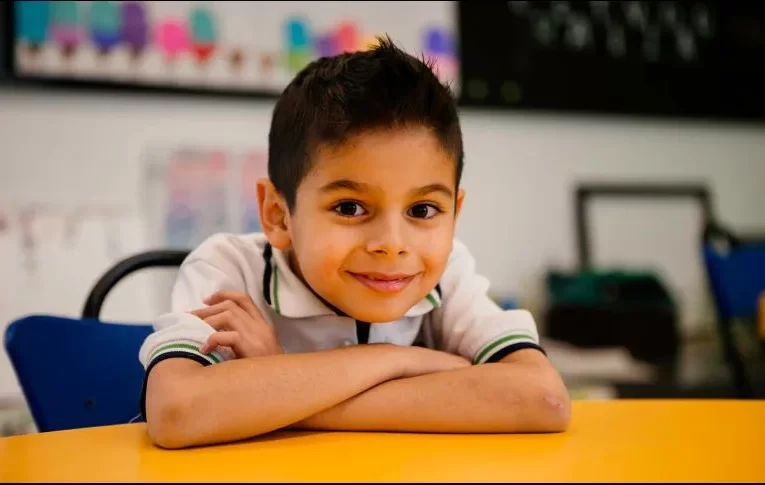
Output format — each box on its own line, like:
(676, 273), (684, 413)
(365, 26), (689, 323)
(285, 16), (312, 73)
(15, 0), (50, 45)
(547, 269), (675, 310)
(51, 0), (79, 27)
(544, 267), (680, 365)
(190, 6), (217, 43)
(89, 1), (120, 33)
(89, 1), (121, 53)
(286, 49), (311, 74)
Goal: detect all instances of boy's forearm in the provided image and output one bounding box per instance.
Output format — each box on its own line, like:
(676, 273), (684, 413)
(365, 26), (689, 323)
(293, 351), (571, 434)
(146, 344), (407, 448)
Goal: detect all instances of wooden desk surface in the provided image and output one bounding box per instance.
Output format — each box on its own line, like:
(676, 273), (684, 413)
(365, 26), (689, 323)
(1, 400), (763, 482)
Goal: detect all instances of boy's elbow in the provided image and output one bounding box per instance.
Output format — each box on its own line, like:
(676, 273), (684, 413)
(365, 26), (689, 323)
(530, 368), (572, 432)
(499, 374), (571, 433)
(148, 417), (189, 450)
(537, 387), (571, 432)
(146, 384), (196, 449)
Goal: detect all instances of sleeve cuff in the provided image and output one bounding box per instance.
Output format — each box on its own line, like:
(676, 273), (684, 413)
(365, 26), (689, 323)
(484, 342), (546, 363)
(146, 340), (225, 366)
(473, 331), (544, 364)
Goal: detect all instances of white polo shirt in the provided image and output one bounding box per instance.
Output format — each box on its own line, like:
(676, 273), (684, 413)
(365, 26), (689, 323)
(138, 233), (543, 415)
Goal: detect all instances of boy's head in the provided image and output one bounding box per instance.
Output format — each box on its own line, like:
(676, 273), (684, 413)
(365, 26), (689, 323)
(257, 36), (465, 323)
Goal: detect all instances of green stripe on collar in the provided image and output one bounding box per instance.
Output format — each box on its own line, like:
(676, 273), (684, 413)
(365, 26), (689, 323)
(426, 292), (440, 309)
(273, 265), (282, 314)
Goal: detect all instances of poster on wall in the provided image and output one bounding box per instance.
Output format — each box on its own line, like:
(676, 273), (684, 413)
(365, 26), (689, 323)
(10, 1), (460, 96)
(143, 145), (267, 251)
(241, 150), (266, 233)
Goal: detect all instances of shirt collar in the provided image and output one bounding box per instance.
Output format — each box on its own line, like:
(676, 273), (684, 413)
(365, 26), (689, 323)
(264, 244), (441, 319)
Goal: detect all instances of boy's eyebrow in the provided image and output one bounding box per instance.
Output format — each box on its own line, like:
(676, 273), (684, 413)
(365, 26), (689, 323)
(412, 183), (454, 198)
(319, 180), (454, 198)
(319, 179), (368, 193)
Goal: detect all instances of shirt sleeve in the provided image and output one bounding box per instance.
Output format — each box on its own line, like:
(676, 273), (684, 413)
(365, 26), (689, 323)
(429, 239), (545, 364)
(137, 237), (250, 420)
(137, 256), (242, 370)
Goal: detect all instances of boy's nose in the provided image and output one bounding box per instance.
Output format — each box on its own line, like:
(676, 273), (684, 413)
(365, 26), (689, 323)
(365, 216), (409, 257)
(366, 239), (409, 257)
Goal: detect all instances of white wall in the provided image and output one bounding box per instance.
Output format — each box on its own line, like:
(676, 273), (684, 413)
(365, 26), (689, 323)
(1, 88), (764, 398)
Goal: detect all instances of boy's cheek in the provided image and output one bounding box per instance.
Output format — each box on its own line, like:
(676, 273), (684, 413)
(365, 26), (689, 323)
(419, 231), (455, 268)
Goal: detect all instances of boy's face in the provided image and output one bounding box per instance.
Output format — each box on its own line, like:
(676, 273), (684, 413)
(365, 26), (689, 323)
(259, 127), (464, 323)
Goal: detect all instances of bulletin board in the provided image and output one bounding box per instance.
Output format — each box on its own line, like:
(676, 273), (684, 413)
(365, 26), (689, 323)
(7, 1), (459, 97)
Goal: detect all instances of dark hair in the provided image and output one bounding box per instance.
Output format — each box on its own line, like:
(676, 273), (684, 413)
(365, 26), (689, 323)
(267, 36), (464, 211)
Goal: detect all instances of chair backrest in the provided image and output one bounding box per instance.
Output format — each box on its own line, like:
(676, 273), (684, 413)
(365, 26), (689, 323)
(703, 235), (765, 320)
(4, 315), (153, 432)
(4, 249), (190, 433)
(81, 249), (190, 319)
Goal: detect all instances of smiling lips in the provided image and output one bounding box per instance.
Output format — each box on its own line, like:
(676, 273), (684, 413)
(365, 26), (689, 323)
(348, 272), (418, 293)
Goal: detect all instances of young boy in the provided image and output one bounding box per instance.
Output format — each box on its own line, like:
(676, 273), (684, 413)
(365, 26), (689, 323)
(139, 38), (570, 449)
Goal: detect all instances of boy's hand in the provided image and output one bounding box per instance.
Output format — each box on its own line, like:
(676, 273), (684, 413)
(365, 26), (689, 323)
(396, 346), (471, 378)
(190, 290), (283, 358)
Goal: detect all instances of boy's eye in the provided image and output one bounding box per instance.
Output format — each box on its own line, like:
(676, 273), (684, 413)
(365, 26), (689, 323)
(334, 201), (367, 217)
(408, 204), (440, 219)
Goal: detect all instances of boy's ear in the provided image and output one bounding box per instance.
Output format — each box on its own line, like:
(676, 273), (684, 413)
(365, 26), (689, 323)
(455, 188), (465, 219)
(256, 178), (292, 250)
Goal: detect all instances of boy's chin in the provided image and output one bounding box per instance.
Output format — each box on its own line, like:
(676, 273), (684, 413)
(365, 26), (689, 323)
(342, 303), (412, 324)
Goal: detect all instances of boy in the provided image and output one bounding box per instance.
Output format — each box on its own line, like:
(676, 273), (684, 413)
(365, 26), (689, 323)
(139, 38), (570, 449)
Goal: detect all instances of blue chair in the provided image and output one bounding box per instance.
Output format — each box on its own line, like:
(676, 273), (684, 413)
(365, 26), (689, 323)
(702, 223), (765, 399)
(3, 250), (189, 432)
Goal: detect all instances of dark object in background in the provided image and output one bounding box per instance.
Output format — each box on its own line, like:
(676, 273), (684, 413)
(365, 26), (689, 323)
(0, 2), (7, 85)
(545, 269), (680, 366)
(458, 2), (765, 121)
(543, 182), (713, 369)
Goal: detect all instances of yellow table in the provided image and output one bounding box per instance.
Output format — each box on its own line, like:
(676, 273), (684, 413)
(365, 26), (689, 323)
(1, 400), (763, 482)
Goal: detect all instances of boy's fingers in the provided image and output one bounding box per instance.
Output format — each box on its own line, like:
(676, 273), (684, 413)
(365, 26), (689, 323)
(204, 291), (248, 306)
(191, 305), (222, 320)
(193, 301), (250, 326)
(201, 331), (240, 354)
(205, 291), (265, 322)
(191, 300), (239, 319)
(203, 311), (241, 332)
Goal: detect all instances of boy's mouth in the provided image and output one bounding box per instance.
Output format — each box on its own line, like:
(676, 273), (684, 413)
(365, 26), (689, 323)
(347, 272), (418, 294)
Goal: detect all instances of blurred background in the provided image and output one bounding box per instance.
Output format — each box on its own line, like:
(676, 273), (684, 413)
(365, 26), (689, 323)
(1, 1), (764, 436)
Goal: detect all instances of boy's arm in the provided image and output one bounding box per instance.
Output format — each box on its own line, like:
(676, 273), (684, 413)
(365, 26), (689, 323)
(295, 240), (570, 434)
(292, 348), (570, 433)
(145, 343), (469, 449)
(139, 237), (464, 448)
(142, 243), (471, 448)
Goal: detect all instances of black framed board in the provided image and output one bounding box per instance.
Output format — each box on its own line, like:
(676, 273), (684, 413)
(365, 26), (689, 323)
(458, 1), (765, 121)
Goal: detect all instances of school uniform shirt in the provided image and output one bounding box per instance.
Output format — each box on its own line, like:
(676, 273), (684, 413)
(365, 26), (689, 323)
(138, 232), (544, 417)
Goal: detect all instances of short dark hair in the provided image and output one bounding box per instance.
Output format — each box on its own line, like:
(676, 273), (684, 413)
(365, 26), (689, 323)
(267, 36), (464, 211)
